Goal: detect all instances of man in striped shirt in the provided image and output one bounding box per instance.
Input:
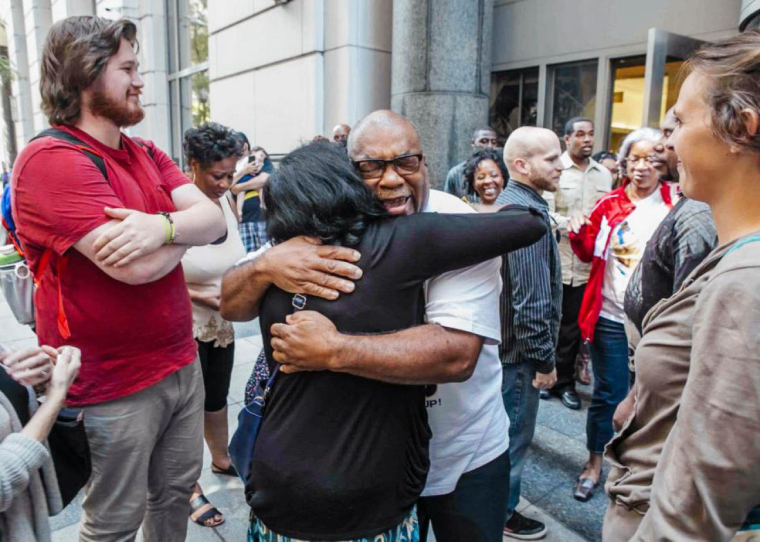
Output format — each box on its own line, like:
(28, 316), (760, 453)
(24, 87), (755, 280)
(495, 127), (564, 540)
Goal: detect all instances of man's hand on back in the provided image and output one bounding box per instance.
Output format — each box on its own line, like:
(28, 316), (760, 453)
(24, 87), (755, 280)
(261, 236), (363, 300)
(220, 235), (364, 321)
(270, 311), (344, 373)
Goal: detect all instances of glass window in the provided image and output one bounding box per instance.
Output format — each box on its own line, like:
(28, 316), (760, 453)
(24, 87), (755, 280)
(549, 60), (598, 139)
(489, 67), (538, 145)
(166, 0), (209, 168)
(607, 56), (684, 153)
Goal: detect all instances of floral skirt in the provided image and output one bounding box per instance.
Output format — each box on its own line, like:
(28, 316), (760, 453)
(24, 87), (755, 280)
(249, 507), (419, 542)
(244, 349), (270, 405)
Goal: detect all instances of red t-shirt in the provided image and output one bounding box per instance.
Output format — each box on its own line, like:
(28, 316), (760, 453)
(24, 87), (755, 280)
(11, 126), (197, 406)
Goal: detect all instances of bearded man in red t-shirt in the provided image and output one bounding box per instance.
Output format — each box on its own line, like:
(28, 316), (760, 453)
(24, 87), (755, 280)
(11, 16), (226, 542)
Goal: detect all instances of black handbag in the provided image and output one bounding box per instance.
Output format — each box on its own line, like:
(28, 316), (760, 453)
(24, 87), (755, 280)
(47, 407), (91, 507)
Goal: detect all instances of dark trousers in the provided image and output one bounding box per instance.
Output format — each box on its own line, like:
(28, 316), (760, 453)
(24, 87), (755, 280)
(586, 317), (629, 453)
(418, 449), (511, 542)
(197, 339), (235, 413)
(553, 283), (586, 393)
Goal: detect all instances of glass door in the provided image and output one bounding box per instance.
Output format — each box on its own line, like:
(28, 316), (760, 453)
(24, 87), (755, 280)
(642, 28), (705, 128)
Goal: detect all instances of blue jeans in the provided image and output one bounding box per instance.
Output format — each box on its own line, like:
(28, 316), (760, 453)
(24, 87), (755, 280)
(586, 317), (629, 454)
(418, 450), (510, 542)
(502, 362), (540, 519)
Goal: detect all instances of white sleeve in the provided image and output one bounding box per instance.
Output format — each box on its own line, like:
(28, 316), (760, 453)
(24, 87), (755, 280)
(424, 256), (503, 345)
(234, 241), (273, 267)
(421, 190), (503, 345)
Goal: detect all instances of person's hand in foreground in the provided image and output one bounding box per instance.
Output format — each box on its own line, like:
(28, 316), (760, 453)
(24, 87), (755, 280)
(46, 347), (82, 406)
(568, 214), (591, 234)
(533, 368), (557, 390)
(1, 347), (56, 387)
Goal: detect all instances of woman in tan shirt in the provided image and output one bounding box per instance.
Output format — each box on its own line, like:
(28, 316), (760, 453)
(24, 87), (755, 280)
(602, 30), (760, 541)
(181, 122), (246, 528)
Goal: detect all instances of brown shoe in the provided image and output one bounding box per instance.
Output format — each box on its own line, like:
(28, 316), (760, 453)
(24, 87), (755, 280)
(576, 353), (591, 385)
(573, 477), (598, 502)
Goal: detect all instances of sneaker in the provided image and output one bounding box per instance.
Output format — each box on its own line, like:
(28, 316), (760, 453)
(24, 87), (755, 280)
(503, 511), (547, 540)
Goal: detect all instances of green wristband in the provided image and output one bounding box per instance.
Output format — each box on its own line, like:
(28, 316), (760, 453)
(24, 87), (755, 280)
(158, 212), (176, 244)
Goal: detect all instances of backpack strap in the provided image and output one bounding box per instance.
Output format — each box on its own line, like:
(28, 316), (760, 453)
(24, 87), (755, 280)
(32, 128), (108, 181)
(1, 216), (24, 257)
(33, 247), (71, 339)
(26, 127), (111, 340)
(134, 139), (154, 159)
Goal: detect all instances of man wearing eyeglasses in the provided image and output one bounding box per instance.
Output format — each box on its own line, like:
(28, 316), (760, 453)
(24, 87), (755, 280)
(443, 126), (499, 199)
(222, 110), (512, 542)
(543, 117), (612, 412)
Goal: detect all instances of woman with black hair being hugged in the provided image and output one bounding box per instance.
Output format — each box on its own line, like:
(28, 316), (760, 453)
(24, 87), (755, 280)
(463, 149), (507, 213)
(245, 141), (548, 542)
(181, 122), (246, 528)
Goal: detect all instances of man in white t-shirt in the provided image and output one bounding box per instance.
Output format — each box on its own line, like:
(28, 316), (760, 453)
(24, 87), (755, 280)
(221, 110), (510, 542)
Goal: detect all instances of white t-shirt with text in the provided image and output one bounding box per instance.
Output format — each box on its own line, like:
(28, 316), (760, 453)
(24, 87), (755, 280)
(421, 190), (509, 496)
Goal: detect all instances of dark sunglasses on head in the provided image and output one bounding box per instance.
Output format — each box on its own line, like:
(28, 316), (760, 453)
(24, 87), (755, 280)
(352, 153), (423, 179)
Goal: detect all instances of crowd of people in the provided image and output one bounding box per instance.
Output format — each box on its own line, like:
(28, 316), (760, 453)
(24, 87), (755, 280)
(0, 13), (759, 542)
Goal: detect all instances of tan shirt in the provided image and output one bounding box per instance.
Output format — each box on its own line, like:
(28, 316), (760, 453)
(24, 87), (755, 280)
(545, 152), (612, 286)
(181, 196), (246, 347)
(605, 232), (760, 541)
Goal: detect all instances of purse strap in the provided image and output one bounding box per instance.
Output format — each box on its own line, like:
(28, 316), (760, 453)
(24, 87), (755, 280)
(259, 293), (308, 402)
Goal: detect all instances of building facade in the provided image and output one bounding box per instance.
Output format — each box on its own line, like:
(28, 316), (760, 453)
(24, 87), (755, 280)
(0, 0), (756, 184)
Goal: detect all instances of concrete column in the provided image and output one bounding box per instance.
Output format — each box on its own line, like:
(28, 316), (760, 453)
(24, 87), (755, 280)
(128, 0), (169, 150)
(22, 0), (54, 133)
(391, 0), (494, 187)
(323, 0), (392, 134)
(7, 0), (35, 150)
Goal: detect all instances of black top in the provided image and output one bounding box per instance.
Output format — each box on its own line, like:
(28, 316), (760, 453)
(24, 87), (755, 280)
(247, 206), (547, 540)
(0, 366), (30, 425)
(239, 158), (275, 223)
(624, 197), (717, 335)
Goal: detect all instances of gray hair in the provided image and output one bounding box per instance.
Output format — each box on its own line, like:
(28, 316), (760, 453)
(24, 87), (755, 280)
(618, 127), (662, 171)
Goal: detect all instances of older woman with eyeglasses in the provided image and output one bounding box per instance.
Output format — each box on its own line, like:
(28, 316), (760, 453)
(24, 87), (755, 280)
(566, 128), (675, 502)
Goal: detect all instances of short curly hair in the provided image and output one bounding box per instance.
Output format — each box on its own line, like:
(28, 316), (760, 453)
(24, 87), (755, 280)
(183, 122), (244, 168)
(463, 149), (508, 196)
(41, 16), (138, 126)
(686, 29), (760, 155)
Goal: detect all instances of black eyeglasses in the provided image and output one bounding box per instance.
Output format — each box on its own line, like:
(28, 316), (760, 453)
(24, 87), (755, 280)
(352, 153), (424, 179)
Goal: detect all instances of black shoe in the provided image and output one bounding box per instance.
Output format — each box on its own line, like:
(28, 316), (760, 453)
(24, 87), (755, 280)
(503, 511), (547, 540)
(560, 389), (581, 410)
(539, 389), (551, 400)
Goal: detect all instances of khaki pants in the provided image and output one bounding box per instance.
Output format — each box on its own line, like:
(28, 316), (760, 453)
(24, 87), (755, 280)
(602, 501), (643, 542)
(603, 500), (760, 541)
(79, 359), (205, 542)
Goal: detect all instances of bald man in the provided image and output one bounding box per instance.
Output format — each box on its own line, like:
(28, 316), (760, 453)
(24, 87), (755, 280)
(332, 123), (351, 145)
(496, 127), (563, 540)
(222, 110), (514, 542)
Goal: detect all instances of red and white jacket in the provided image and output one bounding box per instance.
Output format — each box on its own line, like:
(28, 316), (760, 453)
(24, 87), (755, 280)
(568, 180), (675, 343)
